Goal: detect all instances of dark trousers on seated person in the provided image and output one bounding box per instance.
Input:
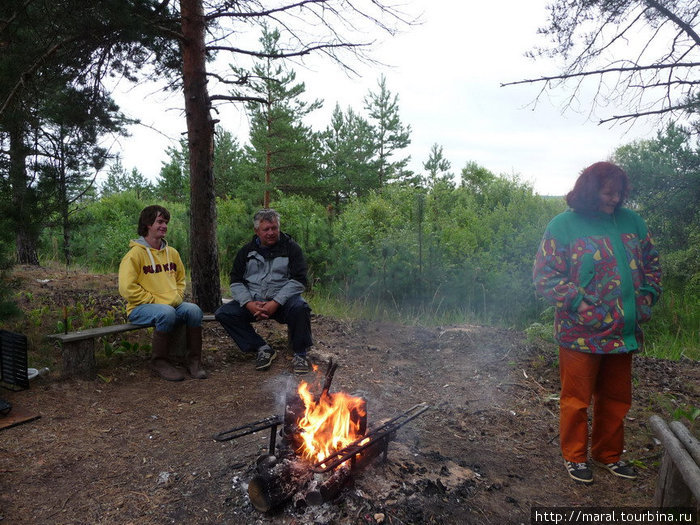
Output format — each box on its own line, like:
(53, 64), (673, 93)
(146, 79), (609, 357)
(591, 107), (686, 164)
(215, 295), (312, 355)
(559, 346), (632, 464)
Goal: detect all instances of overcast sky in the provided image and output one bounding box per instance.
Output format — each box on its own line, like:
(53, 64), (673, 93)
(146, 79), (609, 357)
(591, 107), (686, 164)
(110, 0), (660, 196)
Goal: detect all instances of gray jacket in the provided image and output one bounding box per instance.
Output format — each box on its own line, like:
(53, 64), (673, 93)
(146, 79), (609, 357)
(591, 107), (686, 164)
(229, 233), (308, 306)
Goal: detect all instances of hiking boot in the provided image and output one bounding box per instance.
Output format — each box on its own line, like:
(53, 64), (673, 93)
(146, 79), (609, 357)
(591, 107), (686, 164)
(592, 460), (637, 480)
(564, 460), (593, 484)
(292, 354), (310, 375)
(255, 345), (277, 371)
(150, 330), (185, 382)
(186, 326), (208, 379)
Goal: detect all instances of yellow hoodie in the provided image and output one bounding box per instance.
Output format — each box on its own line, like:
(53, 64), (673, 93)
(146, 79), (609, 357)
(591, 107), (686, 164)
(118, 238), (186, 316)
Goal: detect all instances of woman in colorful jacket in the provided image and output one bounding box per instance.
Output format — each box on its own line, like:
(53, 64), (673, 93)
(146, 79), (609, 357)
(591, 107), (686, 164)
(533, 161), (661, 484)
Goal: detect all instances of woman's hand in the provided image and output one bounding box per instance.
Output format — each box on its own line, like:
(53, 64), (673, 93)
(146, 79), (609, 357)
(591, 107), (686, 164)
(577, 300), (594, 314)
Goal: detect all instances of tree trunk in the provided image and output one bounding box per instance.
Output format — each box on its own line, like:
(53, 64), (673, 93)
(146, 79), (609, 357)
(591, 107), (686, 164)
(264, 100), (274, 208)
(8, 116), (39, 265)
(15, 229), (39, 265)
(59, 145), (71, 266)
(180, 0), (221, 312)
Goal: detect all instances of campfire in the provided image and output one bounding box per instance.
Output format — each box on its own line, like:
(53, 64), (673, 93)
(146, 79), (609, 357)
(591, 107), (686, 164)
(295, 377), (368, 464)
(214, 360), (429, 512)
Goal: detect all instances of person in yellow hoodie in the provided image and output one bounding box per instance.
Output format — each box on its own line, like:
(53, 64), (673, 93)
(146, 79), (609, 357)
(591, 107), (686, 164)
(119, 205), (207, 381)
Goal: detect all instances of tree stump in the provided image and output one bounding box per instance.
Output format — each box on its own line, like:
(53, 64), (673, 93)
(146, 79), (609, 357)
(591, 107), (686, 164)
(61, 340), (96, 380)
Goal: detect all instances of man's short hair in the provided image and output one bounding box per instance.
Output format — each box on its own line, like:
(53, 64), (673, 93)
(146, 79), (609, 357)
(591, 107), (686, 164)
(253, 208), (280, 229)
(138, 205), (170, 236)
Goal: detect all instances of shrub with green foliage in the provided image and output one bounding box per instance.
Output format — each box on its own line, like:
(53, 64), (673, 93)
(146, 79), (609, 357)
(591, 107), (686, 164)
(328, 175), (565, 325)
(41, 193), (189, 271)
(216, 197), (256, 278)
(270, 194), (333, 284)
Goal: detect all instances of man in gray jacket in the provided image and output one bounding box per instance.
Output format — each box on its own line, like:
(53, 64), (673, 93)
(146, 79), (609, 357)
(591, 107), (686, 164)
(215, 209), (312, 374)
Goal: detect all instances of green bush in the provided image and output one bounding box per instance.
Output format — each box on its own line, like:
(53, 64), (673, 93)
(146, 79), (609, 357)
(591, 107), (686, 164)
(216, 197), (256, 279)
(41, 194), (190, 271)
(324, 177), (564, 326)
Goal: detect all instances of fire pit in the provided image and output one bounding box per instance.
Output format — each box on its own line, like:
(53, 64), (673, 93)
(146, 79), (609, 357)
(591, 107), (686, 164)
(214, 360), (429, 512)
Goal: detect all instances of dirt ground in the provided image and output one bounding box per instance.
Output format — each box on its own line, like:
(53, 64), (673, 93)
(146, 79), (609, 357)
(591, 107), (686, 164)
(1, 266), (698, 524)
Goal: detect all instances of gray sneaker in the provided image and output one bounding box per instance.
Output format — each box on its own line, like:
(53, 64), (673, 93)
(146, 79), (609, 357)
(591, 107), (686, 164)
(292, 354), (310, 374)
(564, 460), (593, 484)
(255, 345), (277, 370)
(592, 460), (637, 480)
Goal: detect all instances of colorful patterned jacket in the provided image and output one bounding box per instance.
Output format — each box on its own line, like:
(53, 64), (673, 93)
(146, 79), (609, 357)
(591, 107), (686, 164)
(533, 208), (662, 354)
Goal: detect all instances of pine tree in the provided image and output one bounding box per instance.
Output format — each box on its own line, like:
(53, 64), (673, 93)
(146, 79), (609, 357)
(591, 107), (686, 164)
(155, 139), (189, 202)
(423, 143), (454, 189)
(232, 25), (322, 206)
(0, 0), (176, 264)
(36, 85), (127, 264)
(212, 127), (247, 199)
(320, 104), (378, 208)
(364, 75), (412, 187)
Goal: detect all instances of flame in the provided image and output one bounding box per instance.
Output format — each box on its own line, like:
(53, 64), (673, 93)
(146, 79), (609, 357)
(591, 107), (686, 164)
(295, 381), (366, 464)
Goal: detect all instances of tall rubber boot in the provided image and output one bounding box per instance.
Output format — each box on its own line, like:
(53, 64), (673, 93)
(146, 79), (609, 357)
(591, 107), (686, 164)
(150, 330), (185, 381)
(186, 326), (208, 379)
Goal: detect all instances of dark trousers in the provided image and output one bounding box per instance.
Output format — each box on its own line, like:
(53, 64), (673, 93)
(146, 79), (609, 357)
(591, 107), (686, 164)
(215, 295), (312, 355)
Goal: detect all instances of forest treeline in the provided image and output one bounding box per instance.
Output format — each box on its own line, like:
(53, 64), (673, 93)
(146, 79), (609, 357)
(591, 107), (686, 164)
(1, 24), (698, 359)
(11, 119), (700, 360)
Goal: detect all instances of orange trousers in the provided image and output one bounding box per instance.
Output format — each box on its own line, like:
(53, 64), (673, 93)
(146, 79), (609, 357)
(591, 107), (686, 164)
(559, 347), (632, 464)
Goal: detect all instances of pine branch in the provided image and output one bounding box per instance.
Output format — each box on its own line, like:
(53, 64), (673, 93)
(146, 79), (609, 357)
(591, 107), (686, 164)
(206, 0), (331, 21)
(209, 94), (268, 104)
(599, 102), (698, 124)
(644, 0), (700, 47)
(0, 37), (78, 116)
(501, 62), (700, 87)
(206, 41), (366, 59)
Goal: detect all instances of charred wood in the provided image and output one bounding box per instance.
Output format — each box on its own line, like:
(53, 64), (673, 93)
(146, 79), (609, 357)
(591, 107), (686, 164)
(304, 463), (353, 505)
(248, 458), (313, 513)
(319, 358), (338, 401)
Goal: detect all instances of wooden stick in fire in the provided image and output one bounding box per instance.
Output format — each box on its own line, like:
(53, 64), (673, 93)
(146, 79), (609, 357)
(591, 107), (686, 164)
(319, 358), (338, 402)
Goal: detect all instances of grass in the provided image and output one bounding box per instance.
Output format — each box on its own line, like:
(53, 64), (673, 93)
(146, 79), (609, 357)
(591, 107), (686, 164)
(309, 287), (700, 363)
(307, 287), (483, 327)
(643, 291), (700, 361)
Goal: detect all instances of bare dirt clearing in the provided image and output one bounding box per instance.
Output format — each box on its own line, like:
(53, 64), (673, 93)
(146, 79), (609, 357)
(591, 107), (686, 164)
(1, 266), (698, 524)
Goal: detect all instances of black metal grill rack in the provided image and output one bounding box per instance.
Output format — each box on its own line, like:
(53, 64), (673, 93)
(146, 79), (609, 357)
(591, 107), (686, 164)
(0, 330), (29, 391)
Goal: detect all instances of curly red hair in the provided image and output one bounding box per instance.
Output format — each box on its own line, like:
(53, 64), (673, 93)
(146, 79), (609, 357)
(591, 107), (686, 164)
(566, 162), (629, 213)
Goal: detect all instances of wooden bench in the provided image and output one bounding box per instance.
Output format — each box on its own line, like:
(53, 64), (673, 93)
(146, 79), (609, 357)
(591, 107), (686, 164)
(649, 415), (700, 508)
(47, 314), (218, 380)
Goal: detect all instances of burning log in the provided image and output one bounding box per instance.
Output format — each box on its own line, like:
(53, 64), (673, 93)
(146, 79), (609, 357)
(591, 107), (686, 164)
(248, 457), (314, 512)
(311, 403), (429, 473)
(281, 362), (367, 459)
(281, 387), (306, 452)
(302, 463), (353, 505)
